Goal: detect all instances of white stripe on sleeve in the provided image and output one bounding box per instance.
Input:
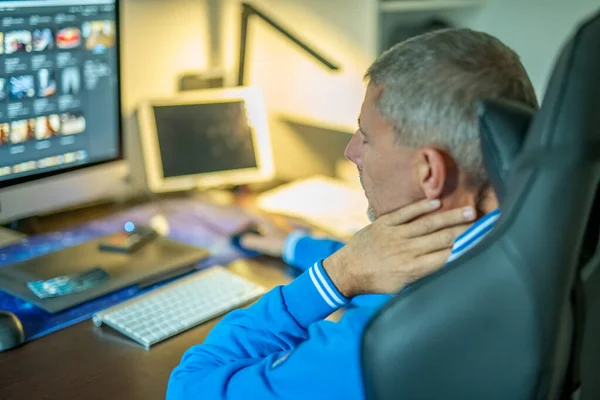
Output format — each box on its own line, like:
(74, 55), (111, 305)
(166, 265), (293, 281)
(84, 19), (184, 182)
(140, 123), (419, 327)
(313, 262), (346, 305)
(309, 267), (337, 308)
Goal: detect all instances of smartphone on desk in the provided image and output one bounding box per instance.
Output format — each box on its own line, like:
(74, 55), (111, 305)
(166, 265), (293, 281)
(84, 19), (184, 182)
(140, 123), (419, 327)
(98, 224), (158, 254)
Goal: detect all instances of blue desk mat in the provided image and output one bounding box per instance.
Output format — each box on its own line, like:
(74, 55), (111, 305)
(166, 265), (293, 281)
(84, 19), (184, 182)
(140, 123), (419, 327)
(0, 198), (257, 342)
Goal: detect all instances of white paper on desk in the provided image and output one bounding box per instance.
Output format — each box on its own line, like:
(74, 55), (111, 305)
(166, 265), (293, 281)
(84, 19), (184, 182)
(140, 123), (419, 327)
(256, 175), (371, 239)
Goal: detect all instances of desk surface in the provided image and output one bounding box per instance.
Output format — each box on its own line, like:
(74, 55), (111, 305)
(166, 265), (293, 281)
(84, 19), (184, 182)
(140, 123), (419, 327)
(0, 197), (295, 400)
(0, 257), (292, 400)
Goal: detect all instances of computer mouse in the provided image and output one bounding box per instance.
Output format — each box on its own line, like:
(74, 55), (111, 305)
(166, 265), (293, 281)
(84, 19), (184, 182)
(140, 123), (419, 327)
(0, 311), (25, 352)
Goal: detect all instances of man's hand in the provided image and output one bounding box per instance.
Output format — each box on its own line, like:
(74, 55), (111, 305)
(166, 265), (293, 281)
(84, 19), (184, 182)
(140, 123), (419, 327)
(238, 215), (302, 258)
(323, 199), (476, 298)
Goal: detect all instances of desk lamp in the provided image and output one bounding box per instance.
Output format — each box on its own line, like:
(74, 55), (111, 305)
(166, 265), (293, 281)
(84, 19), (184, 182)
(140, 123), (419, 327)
(179, 1), (341, 90)
(236, 2), (340, 86)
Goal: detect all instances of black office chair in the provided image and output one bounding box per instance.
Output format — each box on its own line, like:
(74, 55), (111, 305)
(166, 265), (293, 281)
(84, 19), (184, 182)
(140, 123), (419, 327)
(361, 10), (600, 400)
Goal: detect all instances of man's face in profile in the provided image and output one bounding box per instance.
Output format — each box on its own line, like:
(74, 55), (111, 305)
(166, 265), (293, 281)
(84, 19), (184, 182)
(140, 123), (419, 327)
(345, 84), (422, 221)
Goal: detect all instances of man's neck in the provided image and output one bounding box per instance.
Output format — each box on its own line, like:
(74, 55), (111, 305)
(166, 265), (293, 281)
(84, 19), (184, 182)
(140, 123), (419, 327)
(476, 187), (499, 215)
(439, 186), (498, 218)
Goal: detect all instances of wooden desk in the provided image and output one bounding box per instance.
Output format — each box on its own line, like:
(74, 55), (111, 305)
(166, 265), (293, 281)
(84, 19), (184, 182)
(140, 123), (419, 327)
(0, 201), (294, 400)
(0, 257), (292, 400)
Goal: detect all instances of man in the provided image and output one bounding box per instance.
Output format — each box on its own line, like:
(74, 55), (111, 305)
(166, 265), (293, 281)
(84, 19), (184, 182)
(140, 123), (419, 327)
(167, 28), (538, 399)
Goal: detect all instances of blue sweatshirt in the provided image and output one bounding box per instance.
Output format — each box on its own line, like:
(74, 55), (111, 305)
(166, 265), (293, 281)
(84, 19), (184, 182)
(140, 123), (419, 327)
(167, 209), (501, 400)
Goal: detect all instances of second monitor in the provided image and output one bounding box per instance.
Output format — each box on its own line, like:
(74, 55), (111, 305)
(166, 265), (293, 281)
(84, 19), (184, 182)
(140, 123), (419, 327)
(130, 86), (274, 193)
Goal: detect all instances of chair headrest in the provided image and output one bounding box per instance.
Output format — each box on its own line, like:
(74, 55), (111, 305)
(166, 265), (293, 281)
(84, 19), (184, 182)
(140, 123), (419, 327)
(478, 99), (535, 204)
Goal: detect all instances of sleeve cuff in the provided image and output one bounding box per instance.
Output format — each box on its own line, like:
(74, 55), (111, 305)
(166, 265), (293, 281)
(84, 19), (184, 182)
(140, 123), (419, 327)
(282, 231), (311, 265)
(281, 260), (349, 328)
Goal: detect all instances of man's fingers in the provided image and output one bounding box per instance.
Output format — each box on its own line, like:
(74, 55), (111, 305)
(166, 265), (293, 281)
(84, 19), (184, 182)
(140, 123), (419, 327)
(239, 234), (269, 251)
(409, 225), (471, 253)
(381, 199), (442, 226)
(239, 234), (285, 257)
(406, 249), (452, 283)
(402, 206), (476, 238)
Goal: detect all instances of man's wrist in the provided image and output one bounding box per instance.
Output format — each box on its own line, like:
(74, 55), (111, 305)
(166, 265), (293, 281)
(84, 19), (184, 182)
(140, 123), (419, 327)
(323, 250), (355, 298)
(282, 231), (309, 264)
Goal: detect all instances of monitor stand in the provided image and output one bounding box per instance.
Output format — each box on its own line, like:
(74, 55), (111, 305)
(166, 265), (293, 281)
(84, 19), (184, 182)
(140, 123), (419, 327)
(198, 187), (237, 206)
(0, 226), (26, 248)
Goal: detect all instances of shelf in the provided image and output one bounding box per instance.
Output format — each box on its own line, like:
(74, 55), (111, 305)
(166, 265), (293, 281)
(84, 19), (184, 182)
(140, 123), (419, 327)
(380, 0), (484, 13)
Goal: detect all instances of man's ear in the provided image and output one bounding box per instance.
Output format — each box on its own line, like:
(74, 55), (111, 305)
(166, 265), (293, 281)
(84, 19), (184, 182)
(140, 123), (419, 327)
(416, 148), (454, 200)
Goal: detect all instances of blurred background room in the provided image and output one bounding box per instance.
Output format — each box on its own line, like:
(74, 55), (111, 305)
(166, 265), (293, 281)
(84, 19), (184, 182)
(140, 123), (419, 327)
(0, 1), (598, 398)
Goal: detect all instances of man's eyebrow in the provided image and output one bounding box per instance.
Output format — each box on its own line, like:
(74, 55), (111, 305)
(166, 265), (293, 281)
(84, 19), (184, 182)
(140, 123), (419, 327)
(357, 118), (369, 137)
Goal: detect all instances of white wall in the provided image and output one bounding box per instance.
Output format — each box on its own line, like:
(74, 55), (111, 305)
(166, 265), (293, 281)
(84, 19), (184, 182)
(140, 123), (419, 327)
(229, 0), (375, 131)
(120, 0), (209, 114)
(465, 0), (600, 100)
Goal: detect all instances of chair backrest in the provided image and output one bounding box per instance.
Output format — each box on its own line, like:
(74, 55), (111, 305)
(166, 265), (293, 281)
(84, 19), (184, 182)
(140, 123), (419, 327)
(361, 10), (600, 400)
(478, 99), (533, 204)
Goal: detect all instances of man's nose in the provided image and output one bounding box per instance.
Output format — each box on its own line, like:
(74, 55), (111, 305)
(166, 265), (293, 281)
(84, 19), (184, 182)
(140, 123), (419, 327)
(345, 132), (362, 167)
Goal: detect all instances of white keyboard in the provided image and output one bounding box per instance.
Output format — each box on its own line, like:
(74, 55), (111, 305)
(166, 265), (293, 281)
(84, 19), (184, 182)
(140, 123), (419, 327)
(92, 266), (265, 349)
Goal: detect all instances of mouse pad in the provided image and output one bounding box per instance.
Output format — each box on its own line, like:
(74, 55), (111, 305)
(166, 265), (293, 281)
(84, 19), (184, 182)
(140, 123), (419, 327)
(0, 198), (258, 341)
(0, 236), (209, 313)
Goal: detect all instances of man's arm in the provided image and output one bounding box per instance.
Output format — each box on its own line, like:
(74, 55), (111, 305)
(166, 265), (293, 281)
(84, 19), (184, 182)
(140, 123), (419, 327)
(168, 200), (476, 399)
(237, 215), (345, 271)
(167, 261), (369, 400)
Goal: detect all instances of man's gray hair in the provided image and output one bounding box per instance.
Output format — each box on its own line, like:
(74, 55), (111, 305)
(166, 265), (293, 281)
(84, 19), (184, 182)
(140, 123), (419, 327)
(365, 28), (538, 187)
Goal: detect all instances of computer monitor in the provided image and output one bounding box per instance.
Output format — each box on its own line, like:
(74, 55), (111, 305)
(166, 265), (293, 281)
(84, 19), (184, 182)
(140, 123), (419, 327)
(0, 0), (126, 224)
(131, 87), (274, 193)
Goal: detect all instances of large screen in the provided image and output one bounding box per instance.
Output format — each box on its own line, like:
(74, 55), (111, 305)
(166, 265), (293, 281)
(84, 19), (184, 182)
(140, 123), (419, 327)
(0, 0), (120, 187)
